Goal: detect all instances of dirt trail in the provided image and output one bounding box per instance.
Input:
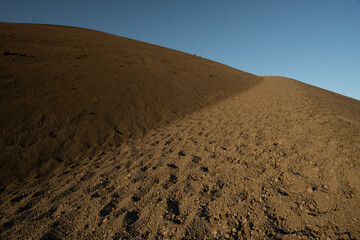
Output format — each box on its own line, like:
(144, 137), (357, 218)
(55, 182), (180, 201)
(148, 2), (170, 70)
(1, 77), (359, 239)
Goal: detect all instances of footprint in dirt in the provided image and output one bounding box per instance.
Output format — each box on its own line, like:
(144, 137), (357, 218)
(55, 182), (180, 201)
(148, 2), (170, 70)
(163, 174), (178, 189)
(87, 177), (111, 195)
(39, 217), (75, 240)
(112, 210), (140, 239)
(16, 199), (36, 215)
(131, 187), (145, 203)
(178, 151), (186, 156)
(167, 163), (178, 169)
(80, 171), (95, 181)
(164, 137), (174, 146)
(123, 210), (140, 236)
(164, 198), (182, 224)
(98, 193), (121, 221)
(188, 155), (202, 168)
(14, 190), (46, 216)
(132, 194), (141, 202)
(140, 166), (149, 172)
(192, 156), (202, 163)
(167, 198), (180, 216)
(10, 193), (29, 203)
(2, 220), (14, 230)
(99, 201), (116, 218)
(198, 203), (211, 223)
(40, 232), (61, 240)
(209, 180), (226, 201)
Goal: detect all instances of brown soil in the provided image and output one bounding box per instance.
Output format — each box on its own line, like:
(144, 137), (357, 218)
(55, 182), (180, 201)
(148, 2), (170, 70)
(0, 22), (261, 186)
(1, 23), (359, 239)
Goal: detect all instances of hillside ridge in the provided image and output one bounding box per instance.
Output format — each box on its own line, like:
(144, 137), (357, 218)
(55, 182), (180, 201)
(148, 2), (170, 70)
(0, 22), (262, 185)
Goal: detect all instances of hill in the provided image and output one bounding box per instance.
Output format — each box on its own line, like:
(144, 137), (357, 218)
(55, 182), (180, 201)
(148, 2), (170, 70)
(0, 22), (262, 185)
(0, 23), (359, 239)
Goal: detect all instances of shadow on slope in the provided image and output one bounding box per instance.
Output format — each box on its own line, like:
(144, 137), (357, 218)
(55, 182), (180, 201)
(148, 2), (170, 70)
(0, 23), (262, 186)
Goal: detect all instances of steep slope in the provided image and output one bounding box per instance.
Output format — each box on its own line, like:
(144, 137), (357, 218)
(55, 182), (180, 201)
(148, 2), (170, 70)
(0, 76), (359, 239)
(0, 23), (262, 185)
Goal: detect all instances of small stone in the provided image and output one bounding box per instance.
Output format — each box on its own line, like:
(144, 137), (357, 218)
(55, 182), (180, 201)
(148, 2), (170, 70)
(225, 233), (230, 238)
(212, 230), (218, 236)
(307, 187), (313, 193)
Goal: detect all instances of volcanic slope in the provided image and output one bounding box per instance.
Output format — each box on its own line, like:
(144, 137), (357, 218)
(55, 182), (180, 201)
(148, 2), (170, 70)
(1, 76), (359, 239)
(0, 23), (262, 185)
(0, 23), (360, 239)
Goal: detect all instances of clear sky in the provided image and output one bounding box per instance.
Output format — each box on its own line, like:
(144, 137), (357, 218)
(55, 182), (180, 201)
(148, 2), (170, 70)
(1, 0), (359, 100)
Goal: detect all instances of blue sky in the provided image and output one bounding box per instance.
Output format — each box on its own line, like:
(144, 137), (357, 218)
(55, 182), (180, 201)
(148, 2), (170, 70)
(1, 0), (359, 100)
